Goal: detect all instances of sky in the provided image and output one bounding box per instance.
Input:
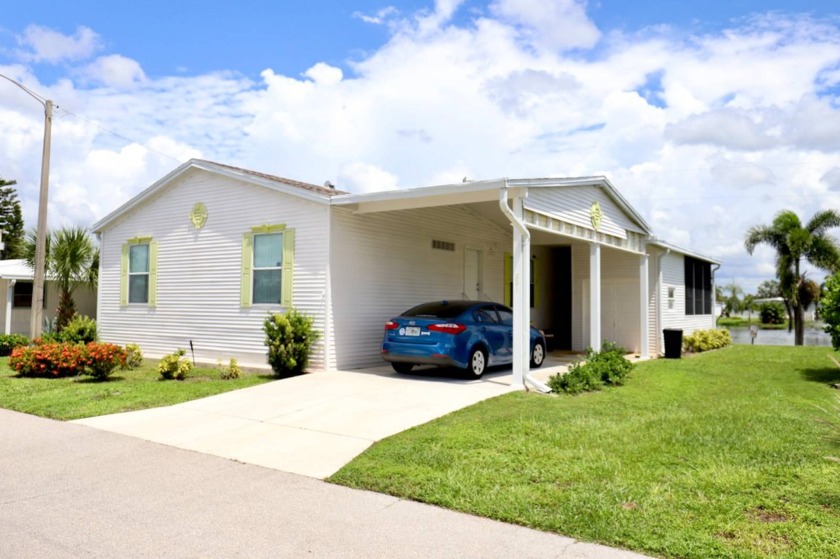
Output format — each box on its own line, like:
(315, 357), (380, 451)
(1, 0), (839, 293)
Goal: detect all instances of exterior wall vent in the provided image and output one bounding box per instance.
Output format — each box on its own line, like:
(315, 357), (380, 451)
(431, 240), (456, 252)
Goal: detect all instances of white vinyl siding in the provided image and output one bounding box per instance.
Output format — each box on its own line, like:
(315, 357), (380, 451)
(525, 186), (647, 239)
(659, 250), (717, 349)
(98, 168), (329, 370)
(328, 205), (511, 370)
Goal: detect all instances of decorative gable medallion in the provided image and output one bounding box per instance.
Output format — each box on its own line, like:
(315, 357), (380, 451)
(190, 202), (208, 229)
(590, 201), (603, 230)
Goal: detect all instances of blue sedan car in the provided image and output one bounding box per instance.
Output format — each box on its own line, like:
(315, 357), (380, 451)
(381, 300), (546, 378)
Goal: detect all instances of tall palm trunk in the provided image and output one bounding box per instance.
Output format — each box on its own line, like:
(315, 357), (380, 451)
(794, 302), (804, 346)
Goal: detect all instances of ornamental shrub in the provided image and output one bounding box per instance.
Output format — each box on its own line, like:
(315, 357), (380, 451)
(682, 328), (732, 353)
(83, 342), (127, 380)
(158, 349), (192, 380)
(123, 343), (143, 369)
(59, 315), (97, 344)
(7, 341), (124, 379)
(0, 333), (30, 356)
(548, 341), (633, 395)
(819, 273), (840, 351)
(759, 302), (786, 325)
(218, 358), (242, 380)
(10, 342), (87, 377)
(264, 309), (320, 376)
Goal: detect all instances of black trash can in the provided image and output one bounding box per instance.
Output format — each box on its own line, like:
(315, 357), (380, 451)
(663, 328), (683, 359)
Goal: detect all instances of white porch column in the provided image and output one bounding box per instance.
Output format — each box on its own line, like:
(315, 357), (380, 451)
(511, 194), (530, 388)
(640, 254), (649, 358)
(589, 242), (601, 352)
(5, 280), (15, 335)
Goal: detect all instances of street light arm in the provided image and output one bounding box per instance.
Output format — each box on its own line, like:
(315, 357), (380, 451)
(0, 73), (47, 107)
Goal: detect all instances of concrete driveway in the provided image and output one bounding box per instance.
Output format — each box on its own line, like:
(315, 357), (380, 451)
(74, 358), (573, 479)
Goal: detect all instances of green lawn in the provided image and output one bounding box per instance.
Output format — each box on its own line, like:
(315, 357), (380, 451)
(331, 346), (840, 559)
(0, 358), (274, 420)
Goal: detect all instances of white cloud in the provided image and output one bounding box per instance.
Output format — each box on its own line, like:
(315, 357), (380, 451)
(665, 109), (779, 151)
(81, 55), (147, 89)
(2, 8), (839, 295)
(821, 168), (840, 191)
(16, 25), (101, 63)
(337, 162), (400, 193)
(353, 6), (399, 25)
(489, 0), (600, 51)
(303, 62), (343, 85)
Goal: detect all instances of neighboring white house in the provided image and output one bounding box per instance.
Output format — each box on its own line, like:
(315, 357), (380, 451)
(0, 259), (97, 335)
(92, 159), (718, 384)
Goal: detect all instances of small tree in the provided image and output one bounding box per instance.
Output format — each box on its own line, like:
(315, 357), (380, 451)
(0, 178), (25, 260)
(722, 283), (743, 318)
(24, 226), (98, 331)
(760, 302), (786, 325)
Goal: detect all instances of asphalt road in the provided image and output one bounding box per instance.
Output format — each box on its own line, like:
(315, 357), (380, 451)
(0, 409), (649, 558)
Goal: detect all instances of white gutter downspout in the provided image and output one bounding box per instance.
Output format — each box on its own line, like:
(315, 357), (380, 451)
(656, 247), (671, 356)
(499, 182), (551, 394)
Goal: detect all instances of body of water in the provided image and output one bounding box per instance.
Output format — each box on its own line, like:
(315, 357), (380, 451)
(725, 325), (832, 347)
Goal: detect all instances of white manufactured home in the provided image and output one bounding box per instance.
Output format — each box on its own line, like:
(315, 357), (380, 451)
(93, 160), (718, 386)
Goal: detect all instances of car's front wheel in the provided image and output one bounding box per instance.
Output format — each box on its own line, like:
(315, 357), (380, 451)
(530, 341), (545, 368)
(391, 362), (414, 374)
(467, 347), (487, 378)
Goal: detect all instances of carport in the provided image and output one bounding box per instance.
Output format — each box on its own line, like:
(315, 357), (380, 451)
(331, 176), (653, 390)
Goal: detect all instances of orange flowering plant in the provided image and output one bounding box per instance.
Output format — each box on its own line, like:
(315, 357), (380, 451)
(9, 341), (127, 380)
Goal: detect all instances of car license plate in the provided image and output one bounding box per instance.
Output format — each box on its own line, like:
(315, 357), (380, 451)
(405, 326), (421, 336)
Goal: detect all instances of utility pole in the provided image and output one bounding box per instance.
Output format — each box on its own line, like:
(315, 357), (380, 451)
(0, 74), (53, 338)
(30, 99), (52, 338)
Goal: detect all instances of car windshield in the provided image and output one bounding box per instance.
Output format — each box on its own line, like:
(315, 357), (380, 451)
(402, 301), (473, 319)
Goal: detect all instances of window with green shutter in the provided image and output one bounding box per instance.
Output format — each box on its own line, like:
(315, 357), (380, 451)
(241, 225), (294, 307)
(121, 237), (157, 307)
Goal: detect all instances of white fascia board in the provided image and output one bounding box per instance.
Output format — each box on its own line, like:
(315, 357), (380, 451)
(649, 238), (721, 265)
(93, 159), (332, 233)
(331, 178), (506, 210)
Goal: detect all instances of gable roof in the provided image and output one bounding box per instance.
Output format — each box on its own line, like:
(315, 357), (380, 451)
(333, 175), (653, 235)
(202, 160), (347, 197)
(92, 159), (346, 233)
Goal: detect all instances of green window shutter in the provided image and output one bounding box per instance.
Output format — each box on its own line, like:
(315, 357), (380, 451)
(120, 244), (129, 307)
(281, 229), (295, 307)
(504, 252), (512, 307)
(241, 233), (253, 307)
(148, 240), (158, 308)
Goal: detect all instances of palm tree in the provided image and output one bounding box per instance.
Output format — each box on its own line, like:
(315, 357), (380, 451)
(24, 226), (98, 332)
(745, 210), (840, 345)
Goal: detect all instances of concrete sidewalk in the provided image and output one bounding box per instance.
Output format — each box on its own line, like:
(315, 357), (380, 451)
(73, 361), (573, 478)
(1, 409), (650, 558)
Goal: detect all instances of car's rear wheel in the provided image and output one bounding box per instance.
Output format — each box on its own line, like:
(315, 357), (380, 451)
(467, 347), (487, 378)
(530, 341), (545, 368)
(392, 362), (414, 374)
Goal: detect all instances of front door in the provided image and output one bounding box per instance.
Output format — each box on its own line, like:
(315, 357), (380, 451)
(464, 248), (482, 300)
